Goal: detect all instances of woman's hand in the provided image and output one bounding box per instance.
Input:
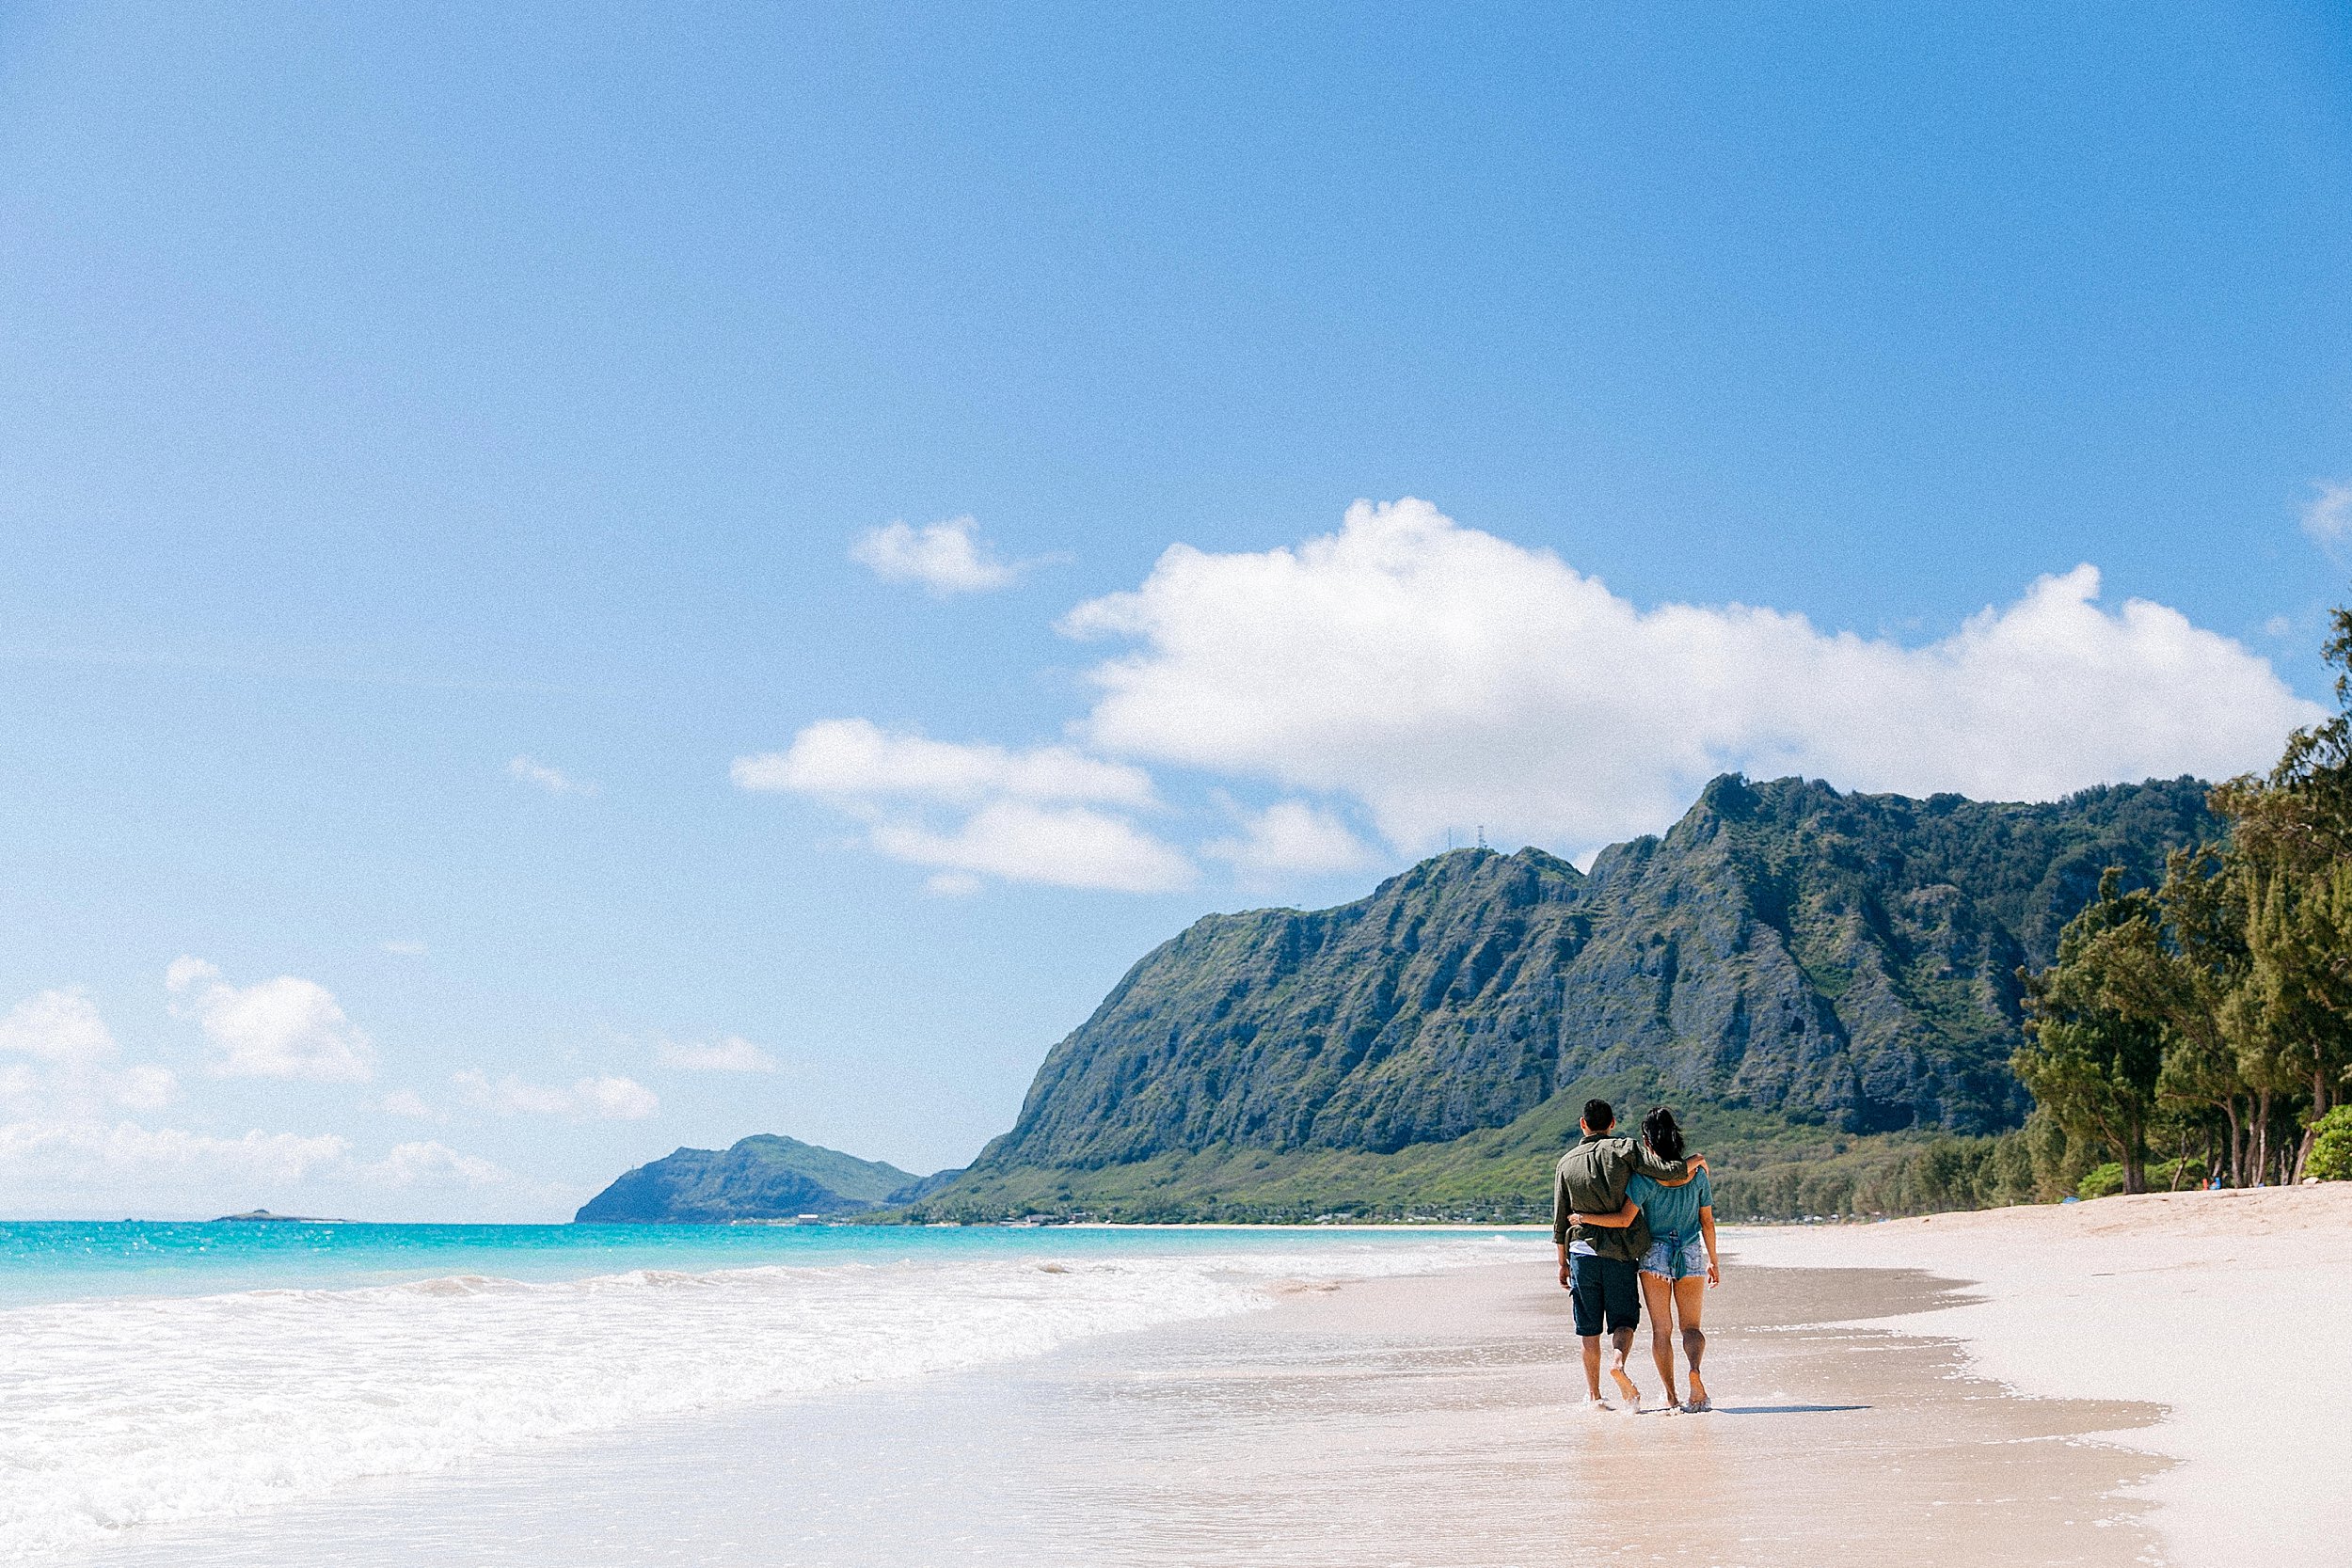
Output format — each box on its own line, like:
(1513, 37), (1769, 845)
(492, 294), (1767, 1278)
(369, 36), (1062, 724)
(1706, 1259), (1721, 1287)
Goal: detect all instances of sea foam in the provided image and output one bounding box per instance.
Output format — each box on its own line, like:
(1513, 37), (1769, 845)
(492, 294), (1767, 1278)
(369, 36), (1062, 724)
(0, 1233), (1526, 1560)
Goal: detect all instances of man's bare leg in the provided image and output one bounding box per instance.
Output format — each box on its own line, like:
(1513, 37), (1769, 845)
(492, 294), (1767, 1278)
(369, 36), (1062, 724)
(1639, 1272), (1678, 1407)
(1674, 1275), (1709, 1411)
(1580, 1335), (1605, 1401)
(1608, 1327), (1641, 1406)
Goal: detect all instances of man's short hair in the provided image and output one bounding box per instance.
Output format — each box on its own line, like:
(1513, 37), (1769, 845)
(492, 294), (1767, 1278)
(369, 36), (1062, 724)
(1581, 1099), (1614, 1132)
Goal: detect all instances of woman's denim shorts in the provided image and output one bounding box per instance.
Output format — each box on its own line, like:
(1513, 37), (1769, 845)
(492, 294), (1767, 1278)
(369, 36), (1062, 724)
(1639, 1233), (1708, 1280)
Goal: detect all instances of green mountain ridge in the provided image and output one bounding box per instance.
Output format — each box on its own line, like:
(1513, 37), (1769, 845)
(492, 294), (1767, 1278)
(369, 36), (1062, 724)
(574, 1133), (951, 1222)
(905, 773), (2218, 1221)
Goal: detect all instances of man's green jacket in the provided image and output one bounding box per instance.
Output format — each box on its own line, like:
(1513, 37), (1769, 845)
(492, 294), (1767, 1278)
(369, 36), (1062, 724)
(1550, 1132), (1691, 1263)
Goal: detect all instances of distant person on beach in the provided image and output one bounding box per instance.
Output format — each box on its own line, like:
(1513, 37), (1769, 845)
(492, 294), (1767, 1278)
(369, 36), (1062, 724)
(1550, 1099), (1702, 1407)
(1574, 1106), (1721, 1412)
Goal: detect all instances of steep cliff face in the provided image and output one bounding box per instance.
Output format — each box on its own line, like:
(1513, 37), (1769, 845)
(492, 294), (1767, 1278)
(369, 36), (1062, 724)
(968, 774), (2217, 1182)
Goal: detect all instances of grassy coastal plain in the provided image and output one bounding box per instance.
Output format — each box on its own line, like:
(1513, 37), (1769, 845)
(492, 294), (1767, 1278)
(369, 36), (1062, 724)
(94, 1190), (2344, 1568)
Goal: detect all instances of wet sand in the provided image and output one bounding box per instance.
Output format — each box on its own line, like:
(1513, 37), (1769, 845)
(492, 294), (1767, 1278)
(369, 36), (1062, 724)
(100, 1256), (2164, 1567)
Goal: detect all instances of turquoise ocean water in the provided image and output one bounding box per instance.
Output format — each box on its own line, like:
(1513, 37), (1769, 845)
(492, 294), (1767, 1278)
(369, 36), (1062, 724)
(0, 1218), (1518, 1306)
(0, 1220), (1540, 1560)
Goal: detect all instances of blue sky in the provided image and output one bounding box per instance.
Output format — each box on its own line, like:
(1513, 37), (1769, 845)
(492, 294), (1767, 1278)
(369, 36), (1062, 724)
(1, 2), (2348, 1217)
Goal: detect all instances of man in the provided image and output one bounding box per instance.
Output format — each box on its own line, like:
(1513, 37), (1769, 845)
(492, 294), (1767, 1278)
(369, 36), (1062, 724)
(1551, 1098), (1702, 1405)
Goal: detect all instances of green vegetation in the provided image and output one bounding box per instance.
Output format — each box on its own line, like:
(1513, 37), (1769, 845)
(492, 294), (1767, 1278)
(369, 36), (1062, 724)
(2013, 871), (2169, 1192)
(609, 617), (2352, 1227)
(2307, 1106), (2352, 1182)
(901, 767), (2219, 1224)
(2011, 609), (2352, 1193)
(576, 1133), (946, 1222)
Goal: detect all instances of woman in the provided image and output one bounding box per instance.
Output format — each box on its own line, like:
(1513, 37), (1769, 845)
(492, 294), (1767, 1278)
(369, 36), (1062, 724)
(1574, 1105), (1721, 1411)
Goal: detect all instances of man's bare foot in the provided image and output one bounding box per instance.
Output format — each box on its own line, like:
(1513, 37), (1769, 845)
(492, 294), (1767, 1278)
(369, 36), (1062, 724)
(1684, 1371), (1710, 1412)
(1609, 1368), (1641, 1406)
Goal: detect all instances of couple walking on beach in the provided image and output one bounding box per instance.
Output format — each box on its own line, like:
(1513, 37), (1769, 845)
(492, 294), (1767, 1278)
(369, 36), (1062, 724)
(1551, 1099), (1721, 1412)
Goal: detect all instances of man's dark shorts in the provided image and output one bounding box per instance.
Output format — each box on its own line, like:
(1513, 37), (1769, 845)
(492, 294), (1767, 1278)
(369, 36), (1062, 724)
(1568, 1253), (1641, 1337)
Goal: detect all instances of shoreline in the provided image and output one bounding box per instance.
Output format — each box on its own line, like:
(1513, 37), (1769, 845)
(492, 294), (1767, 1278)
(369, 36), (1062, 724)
(93, 1253), (2166, 1567)
(1726, 1183), (2352, 1563)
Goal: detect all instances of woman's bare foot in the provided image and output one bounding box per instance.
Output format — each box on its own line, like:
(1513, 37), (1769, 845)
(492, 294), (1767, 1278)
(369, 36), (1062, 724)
(1609, 1367), (1641, 1406)
(1684, 1370), (1709, 1412)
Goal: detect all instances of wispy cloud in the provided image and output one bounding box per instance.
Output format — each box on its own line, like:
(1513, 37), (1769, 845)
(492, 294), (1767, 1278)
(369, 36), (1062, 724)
(0, 988), (119, 1069)
(0, 1120), (351, 1185)
(364, 1140), (508, 1187)
(0, 1117), (516, 1205)
(850, 515), (1045, 596)
(657, 1036), (779, 1073)
(0, 990), (177, 1116)
(735, 719), (1155, 807)
(382, 940), (427, 957)
(507, 755), (596, 796)
(733, 719), (1190, 893)
(1204, 800), (1374, 884)
(865, 800), (1196, 893)
(453, 1069), (659, 1120)
(2302, 481), (2352, 551)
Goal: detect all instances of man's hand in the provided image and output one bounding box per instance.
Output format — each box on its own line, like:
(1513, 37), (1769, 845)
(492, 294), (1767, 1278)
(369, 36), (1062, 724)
(1557, 1244), (1572, 1291)
(1657, 1153), (1708, 1188)
(1706, 1259), (1721, 1287)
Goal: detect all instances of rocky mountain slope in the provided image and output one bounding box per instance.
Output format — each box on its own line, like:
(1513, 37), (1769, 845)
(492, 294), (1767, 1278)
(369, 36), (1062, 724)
(914, 774), (2217, 1217)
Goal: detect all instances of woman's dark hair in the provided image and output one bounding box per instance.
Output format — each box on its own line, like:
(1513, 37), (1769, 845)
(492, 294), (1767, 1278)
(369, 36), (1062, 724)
(1642, 1106), (1685, 1163)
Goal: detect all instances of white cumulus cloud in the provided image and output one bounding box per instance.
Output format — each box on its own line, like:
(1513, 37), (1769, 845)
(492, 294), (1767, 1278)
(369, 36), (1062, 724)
(453, 1069), (659, 1120)
(1062, 498), (2322, 858)
(733, 720), (1190, 892)
(167, 958), (377, 1083)
(1204, 800), (1375, 882)
(0, 1120), (351, 1186)
(732, 719), (1156, 807)
(576, 1075), (660, 1119)
(0, 990), (179, 1117)
(378, 1088), (435, 1118)
(507, 755), (596, 796)
(365, 1140), (508, 1187)
(0, 989), (119, 1068)
(106, 1066), (177, 1113)
(658, 1036), (779, 1073)
(850, 515), (1026, 595)
(867, 800), (1196, 893)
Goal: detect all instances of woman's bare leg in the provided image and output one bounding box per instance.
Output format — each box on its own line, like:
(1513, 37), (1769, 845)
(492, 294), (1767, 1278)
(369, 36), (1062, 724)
(1638, 1272), (1678, 1407)
(1674, 1275), (1709, 1409)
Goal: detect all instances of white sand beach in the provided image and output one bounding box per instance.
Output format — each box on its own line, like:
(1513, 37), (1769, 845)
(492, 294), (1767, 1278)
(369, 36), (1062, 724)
(46, 1191), (2345, 1565)
(1728, 1182), (2352, 1564)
